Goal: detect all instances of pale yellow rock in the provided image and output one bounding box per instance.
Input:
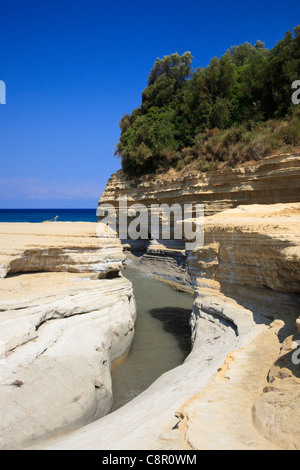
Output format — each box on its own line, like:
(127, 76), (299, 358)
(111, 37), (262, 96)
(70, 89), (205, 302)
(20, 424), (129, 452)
(252, 330), (300, 450)
(99, 153), (300, 292)
(0, 222), (124, 278)
(189, 203), (300, 293)
(184, 203), (300, 450)
(177, 322), (285, 450)
(100, 153), (300, 216)
(31, 173), (300, 450)
(3, 152), (299, 451)
(0, 223), (136, 450)
(32, 283), (300, 451)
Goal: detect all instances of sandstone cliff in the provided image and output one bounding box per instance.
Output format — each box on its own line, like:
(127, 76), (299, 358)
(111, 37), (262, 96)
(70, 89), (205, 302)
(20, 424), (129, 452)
(185, 203), (300, 449)
(0, 223), (136, 450)
(101, 153), (300, 216)
(0, 222), (124, 278)
(99, 152), (300, 292)
(188, 203), (300, 293)
(35, 153), (300, 450)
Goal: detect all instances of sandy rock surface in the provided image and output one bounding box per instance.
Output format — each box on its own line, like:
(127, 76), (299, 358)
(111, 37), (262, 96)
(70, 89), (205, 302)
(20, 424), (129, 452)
(0, 222), (124, 278)
(0, 223), (136, 450)
(34, 202), (300, 450)
(100, 153), (300, 216)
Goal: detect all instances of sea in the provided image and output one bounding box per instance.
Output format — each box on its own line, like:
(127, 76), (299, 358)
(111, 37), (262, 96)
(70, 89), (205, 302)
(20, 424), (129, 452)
(0, 209), (97, 223)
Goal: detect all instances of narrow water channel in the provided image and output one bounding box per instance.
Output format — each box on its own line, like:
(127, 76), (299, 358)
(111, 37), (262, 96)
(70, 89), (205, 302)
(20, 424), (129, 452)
(111, 263), (194, 411)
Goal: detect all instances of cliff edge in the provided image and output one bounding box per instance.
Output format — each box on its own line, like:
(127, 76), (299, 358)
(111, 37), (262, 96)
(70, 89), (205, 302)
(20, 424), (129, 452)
(35, 153), (300, 450)
(0, 223), (136, 450)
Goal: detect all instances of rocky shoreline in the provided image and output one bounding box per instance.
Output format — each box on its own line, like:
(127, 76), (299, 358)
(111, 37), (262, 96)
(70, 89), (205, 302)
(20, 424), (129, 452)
(0, 223), (136, 449)
(0, 153), (299, 450)
(34, 198), (300, 450)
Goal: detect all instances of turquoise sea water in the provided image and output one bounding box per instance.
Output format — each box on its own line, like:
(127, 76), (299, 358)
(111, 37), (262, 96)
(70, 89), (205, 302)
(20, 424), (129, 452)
(0, 209), (97, 223)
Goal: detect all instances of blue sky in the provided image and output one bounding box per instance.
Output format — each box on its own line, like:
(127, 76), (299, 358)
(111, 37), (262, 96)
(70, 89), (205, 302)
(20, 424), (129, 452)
(0, 0), (299, 208)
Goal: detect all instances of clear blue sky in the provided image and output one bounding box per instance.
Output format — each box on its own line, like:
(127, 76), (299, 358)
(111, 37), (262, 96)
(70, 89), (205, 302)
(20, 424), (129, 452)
(0, 0), (298, 208)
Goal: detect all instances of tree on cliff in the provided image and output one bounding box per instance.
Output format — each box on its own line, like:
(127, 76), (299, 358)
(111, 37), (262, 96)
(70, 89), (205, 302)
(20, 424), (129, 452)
(115, 27), (300, 177)
(115, 52), (193, 175)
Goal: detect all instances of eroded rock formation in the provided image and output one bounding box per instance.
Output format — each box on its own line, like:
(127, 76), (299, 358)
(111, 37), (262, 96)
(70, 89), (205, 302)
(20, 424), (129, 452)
(99, 152), (300, 291)
(100, 153), (300, 216)
(35, 154), (300, 450)
(0, 222), (123, 278)
(185, 203), (300, 449)
(0, 223), (136, 450)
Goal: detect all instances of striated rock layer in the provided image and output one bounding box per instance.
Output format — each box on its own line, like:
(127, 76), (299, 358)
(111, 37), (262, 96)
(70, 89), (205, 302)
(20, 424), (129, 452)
(185, 203), (300, 449)
(0, 223), (136, 450)
(188, 203), (300, 293)
(36, 200), (300, 450)
(0, 222), (124, 279)
(99, 153), (300, 291)
(3, 153), (299, 450)
(100, 153), (300, 216)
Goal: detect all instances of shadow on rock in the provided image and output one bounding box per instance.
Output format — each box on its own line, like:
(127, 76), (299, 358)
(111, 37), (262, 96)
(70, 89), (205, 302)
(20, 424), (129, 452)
(149, 307), (192, 358)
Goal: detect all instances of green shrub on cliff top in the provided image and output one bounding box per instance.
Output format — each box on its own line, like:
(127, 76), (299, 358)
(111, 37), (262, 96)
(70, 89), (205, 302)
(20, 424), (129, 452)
(115, 27), (300, 176)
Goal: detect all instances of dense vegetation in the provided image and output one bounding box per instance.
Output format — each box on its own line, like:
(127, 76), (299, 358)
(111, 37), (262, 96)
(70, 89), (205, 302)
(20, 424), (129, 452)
(115, 27), (300, 176)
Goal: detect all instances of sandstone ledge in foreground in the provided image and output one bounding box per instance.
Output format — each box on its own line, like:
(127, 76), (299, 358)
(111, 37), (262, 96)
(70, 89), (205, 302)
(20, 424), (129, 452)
(0, 222), (124, 278)
(32, 203), (300, 450)
(0, 223), (136, 450)
(30, 283), (300, 450)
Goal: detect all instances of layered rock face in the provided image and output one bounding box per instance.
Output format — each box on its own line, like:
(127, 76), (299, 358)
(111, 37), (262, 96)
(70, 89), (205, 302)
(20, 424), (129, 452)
(0, 222), (123, 278)
(186, 203), (300, 449)
(100, 153), (300, 215)
(0, 223), (136, 450)
(36, 154), (300, 450)
(99, 153), (300, 291)
(36, 283), (299, 450)
(188, 203), (300, 293)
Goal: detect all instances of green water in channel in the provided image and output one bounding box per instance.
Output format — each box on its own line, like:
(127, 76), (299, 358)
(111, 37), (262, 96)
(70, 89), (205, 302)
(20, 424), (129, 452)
(111, 264), (194, 410)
